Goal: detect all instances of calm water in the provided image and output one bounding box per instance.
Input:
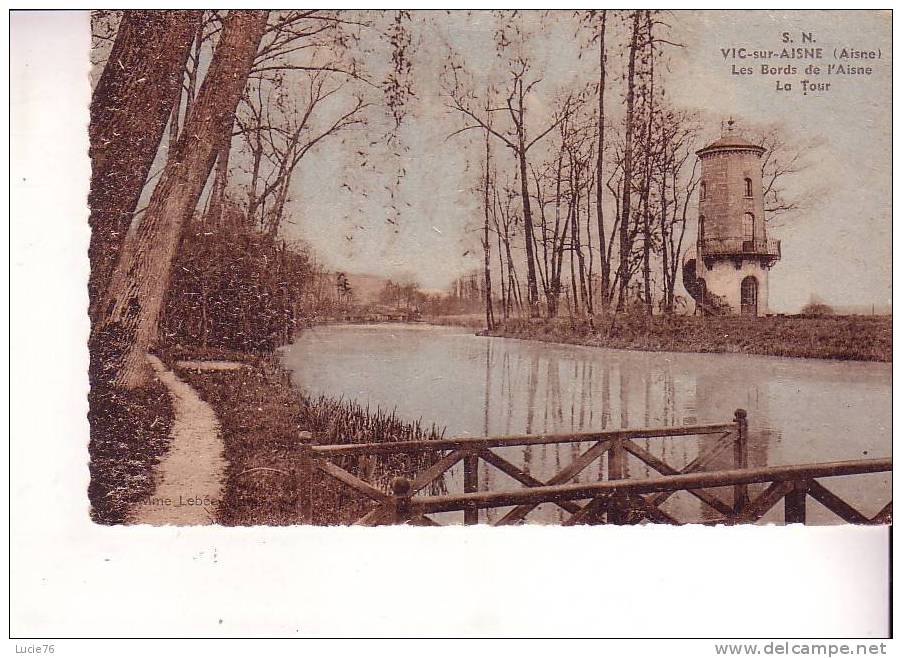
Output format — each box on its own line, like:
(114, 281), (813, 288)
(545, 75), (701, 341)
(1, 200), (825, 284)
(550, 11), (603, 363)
(280, 323), (891, 524)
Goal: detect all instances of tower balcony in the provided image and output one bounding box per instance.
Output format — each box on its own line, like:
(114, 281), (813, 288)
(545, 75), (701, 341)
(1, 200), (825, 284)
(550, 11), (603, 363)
(699, 237), (781, 264)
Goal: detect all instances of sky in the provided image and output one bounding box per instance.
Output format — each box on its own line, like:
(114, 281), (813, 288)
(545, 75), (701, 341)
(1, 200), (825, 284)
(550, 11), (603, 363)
(279, 10), (891, 313)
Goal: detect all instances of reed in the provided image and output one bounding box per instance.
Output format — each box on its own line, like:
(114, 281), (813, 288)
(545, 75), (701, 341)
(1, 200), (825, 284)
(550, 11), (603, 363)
(300, 392), (447, 492)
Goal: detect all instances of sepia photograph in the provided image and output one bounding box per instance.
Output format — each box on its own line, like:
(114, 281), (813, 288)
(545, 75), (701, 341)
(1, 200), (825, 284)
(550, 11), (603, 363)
(9, 6), (893, 643)
(84, 9), (891, 529)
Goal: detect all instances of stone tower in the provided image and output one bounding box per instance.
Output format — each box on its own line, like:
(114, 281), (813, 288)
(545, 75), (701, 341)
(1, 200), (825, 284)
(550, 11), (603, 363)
(683, 123), (780, 317)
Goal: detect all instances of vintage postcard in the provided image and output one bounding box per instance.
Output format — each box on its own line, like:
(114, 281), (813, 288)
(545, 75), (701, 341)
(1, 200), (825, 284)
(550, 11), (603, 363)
(81, 9), (891, 529)
(9, 6), (893, 643)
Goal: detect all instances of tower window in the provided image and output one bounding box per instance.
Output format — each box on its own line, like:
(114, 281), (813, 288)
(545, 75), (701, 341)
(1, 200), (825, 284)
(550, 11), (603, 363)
(698, 215), (705, 241)
(700, 181), (707, 201)
(742, 212), (755, 241)
(741, 276), (759, 317)
(744, 177), (753, 197)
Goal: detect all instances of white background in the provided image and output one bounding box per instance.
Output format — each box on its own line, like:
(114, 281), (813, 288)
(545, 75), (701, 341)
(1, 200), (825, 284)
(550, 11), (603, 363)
(7, 8), (894, 645)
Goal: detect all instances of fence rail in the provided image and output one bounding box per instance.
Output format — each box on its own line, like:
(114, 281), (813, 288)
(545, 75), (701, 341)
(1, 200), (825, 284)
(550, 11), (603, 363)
(309, 422), (736, 457)
(406, 458), (892, 524)
(293, 409), (891, 527)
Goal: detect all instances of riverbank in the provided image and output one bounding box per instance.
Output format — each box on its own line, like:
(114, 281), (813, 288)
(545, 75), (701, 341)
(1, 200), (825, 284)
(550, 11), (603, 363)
(158, 345), (445, 525)
(484, 315), (891, 362)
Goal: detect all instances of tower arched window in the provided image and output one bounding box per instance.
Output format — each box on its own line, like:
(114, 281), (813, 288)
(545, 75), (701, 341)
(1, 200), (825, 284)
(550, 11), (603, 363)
(744, 177), (753, 197)
(698, 215), (705, 241)
(700, 181), (707, 201)
(742, 212), (755, 241)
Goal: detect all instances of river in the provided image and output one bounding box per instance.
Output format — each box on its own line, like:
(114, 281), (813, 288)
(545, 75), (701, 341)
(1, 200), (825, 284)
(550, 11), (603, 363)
(280, 323), (891, 525)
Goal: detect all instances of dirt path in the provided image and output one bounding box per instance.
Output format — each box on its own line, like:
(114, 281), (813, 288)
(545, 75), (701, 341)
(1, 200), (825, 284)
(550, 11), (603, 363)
(132, 355), (225, 525)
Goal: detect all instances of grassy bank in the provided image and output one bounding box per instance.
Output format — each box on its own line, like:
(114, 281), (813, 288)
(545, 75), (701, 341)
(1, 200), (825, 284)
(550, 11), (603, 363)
(161, 346), (445, 525)
(88, 380), (174, 524)
(485, 315), (891, 362)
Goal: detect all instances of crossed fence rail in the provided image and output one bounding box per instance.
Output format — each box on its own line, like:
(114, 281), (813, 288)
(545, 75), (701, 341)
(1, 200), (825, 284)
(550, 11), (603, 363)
(288, 409), (891, 526)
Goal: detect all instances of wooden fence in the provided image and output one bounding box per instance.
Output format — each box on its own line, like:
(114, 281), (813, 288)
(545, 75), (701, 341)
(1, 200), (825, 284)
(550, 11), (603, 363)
(291, 409), (891, 526)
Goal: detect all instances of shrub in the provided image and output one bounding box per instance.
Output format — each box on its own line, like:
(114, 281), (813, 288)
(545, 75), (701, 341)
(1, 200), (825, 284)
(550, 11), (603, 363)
(161, 219), (313, 353)
(800, 302), (835, 316)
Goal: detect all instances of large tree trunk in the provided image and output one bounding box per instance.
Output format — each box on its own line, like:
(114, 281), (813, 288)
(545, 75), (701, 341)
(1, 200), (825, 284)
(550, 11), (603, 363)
(88, 10), (202, 322)
(617, 11), (641, 312)
(95, 10), (269, 390)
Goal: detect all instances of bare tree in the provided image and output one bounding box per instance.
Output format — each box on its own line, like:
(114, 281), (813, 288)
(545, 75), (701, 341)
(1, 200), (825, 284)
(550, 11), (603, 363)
(655, 109), (701, 313)
(588, 10), (614, 314)
(616, 11), (642, 312)
(167, 13), (222, 149)
(480, 96), (496, 331)
(639, 10), (656, 316)
(491, 176), (525, 318)
(752, 124), (823, 223)
(530, 102), (596, 318)
(236, 72), (368, 235)
(219, 11), (375, 233)
(529, 131), (567, 317)
(444, 41), (571, 317)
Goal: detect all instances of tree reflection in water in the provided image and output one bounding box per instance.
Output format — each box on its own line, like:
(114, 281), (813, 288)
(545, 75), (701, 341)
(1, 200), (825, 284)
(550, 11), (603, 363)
(282, 324), (890, 524)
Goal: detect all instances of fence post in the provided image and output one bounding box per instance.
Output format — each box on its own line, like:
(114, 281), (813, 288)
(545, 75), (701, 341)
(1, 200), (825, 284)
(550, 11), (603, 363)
(295, 436), (313, 524)
(390, 476), (413, 525)
(609, 437), (624, 480)
(784, 480), (808, 525)
(608, 436), (626, 524)
(733, 409), (749, 515)
(463, 450), (479, 525)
